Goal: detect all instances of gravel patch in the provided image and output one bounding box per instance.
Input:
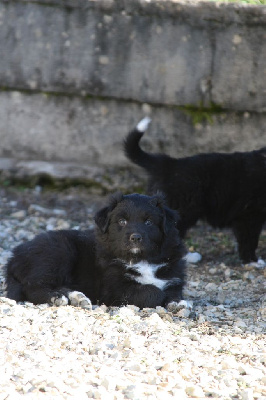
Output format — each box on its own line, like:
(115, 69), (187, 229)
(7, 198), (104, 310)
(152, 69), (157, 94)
(0, 187), (265, 400)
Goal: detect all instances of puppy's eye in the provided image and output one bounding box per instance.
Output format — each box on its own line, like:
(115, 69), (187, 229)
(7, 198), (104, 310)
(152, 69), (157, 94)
(118, 219), (127, 226)
(145, 219), (153, 226)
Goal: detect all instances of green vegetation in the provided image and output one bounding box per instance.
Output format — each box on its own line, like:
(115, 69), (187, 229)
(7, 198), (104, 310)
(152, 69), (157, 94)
(178, 102), (224, 125)
(0, 173), (106, 193)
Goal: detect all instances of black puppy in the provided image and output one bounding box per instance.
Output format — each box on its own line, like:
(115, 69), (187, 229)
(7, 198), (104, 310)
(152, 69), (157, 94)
(124, 118), (266, 266)
(5, 193), (188, 310)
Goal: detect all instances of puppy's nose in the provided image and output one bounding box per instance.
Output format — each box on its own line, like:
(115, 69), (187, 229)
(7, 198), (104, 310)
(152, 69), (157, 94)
(130, 233), (142, 243)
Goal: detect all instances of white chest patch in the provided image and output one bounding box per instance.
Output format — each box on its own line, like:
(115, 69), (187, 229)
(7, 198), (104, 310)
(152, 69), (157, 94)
(125, 261), (168, 290)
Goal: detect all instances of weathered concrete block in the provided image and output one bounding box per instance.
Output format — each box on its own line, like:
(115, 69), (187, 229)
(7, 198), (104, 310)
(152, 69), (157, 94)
(0, 90), (266, 165)
(0, 0), (265, 110)
(212, 25), (266, 111)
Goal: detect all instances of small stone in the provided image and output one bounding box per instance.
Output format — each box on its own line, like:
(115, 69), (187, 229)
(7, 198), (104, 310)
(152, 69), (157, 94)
(52, 209), (67, 216)
(185, 385), (205, 397)
(185, 251), (202, 263)
(56, 220), (70, 230)
(171, 388), (187, 398)
(224, 268), (231, 280)
(189, 333), (199, 341)
(123, 385), (142, 400)
(209, 267), (217, 274)
(221, 357), (239, 370)
(122, 337), (132, 348)
(98, 304), (108, 313)
(197, 314), (206, 323)
(161, 313), (173, 322)
(161, 363), (171, 372)
(10, 210), (27, 219)
(189, 281), (200, 288)
(124, 363), (141, 372)
(146, 312), (166, 327)
(156, 306), (166, 314)
(177, 308), (191, 318)
(261, 376), (266, 385)
(205, 283), (217, 291)
(126, 304), (140, 313)
(240, 388), (254, 400)
(243, 271), (255, 281)
(234, 319), (247, 328)
(101, 377), (116, 391)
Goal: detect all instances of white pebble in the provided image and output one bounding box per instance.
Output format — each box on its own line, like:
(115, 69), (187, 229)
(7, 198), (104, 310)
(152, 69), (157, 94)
(185, 385), (205, 398)
(240, 388), (254, 400)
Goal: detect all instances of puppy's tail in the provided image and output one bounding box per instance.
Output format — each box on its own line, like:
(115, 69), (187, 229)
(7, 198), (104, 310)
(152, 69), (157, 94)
(124, 117), (156, 171)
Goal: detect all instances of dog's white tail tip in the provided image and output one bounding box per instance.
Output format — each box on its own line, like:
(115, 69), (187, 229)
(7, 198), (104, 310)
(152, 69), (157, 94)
(136, 117), (151, 133)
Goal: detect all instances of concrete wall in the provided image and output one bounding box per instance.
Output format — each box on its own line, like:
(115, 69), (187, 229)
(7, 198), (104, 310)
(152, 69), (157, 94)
(0, 0), (266, 190)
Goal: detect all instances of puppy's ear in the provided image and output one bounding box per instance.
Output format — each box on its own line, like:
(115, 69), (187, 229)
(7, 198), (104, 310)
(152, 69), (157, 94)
(150, 192), (179, 234)
(162, 207), (180, 235)
(149, 192), (166, 208)
(94, 192), (123, 233)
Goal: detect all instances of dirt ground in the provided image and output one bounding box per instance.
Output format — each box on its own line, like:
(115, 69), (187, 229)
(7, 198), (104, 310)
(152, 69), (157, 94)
(1, 185), (265, 311)
(2, 184), (266, 263)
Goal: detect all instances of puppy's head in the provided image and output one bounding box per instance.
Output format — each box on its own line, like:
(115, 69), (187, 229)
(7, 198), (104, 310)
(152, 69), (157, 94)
(94, 192), (181, 263)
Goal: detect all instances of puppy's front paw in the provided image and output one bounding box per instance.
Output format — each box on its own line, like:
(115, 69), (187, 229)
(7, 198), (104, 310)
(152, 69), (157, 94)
(167, 300), (193, 315)
(184, 252), (202, 264)
(50, 295), (69, 306)
(68, 291), (92, 310)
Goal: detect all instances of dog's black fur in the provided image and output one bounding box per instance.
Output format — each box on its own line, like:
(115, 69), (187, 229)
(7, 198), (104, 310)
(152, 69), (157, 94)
(5, 193), (186, 309)
(124, 119), (266, 264)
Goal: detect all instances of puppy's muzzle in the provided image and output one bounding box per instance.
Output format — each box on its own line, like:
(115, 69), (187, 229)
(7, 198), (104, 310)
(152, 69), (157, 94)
(130, 233), (142, 243)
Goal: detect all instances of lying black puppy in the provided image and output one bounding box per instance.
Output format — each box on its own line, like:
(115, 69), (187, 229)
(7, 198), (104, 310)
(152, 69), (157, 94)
(124, 118), (266, 266)
(5, 193), (188, 310)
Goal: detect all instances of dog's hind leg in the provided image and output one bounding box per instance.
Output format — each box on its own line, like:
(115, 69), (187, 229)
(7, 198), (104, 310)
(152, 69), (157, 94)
(5, 274), (26, 302)
(232, 215), (265, 265)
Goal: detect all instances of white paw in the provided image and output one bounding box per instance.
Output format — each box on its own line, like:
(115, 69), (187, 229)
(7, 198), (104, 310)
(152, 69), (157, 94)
(50, 295), (69, 306)
(167, 299), (193, 313)
(246, 258), (266, 269)
(136, 117), (151, 132)
(68, 291), (92, 310)
(184, 251), (202, 264)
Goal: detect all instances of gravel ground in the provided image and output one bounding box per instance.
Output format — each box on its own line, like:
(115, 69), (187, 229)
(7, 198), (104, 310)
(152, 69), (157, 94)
(0, 187), (265, 400)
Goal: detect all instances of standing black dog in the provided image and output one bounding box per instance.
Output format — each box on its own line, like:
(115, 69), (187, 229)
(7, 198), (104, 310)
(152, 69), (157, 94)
(124, 118), (266, 266)
(5, 193), (188, 310)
